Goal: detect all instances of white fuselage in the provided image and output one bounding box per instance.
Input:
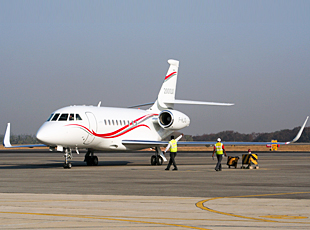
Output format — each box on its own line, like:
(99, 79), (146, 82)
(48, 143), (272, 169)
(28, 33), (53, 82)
(36, 105), (185, 151)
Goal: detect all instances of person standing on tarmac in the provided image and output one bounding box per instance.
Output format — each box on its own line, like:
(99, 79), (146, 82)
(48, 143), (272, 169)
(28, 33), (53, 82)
(212, 138), (227, 171)
(164, 134), (183, 171)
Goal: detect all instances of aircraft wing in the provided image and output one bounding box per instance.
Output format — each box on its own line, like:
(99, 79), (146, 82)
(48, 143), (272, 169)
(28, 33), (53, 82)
(123, 116), (309, 148)
(3, 123), (46, 148)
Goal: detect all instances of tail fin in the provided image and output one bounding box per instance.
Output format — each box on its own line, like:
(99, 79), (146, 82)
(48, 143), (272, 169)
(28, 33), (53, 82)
(148, 59), (234, 112)
(149, 59), (179, 111)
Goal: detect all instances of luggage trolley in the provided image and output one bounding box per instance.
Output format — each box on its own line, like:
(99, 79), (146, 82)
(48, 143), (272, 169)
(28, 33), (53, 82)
(241, 153), (259, 169)
(227, 156), (239, 168)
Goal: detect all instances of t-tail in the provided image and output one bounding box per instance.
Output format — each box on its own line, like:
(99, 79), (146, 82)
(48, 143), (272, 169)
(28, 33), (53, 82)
(150, 59), (179, 111)
(149, 59), (234, 112)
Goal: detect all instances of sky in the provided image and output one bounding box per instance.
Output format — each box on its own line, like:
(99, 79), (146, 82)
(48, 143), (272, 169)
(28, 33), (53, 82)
(0, 0), (310, 136)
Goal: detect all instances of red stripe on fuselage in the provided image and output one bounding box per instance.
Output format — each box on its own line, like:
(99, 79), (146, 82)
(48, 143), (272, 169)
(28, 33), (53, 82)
(65, 113), (157, 139)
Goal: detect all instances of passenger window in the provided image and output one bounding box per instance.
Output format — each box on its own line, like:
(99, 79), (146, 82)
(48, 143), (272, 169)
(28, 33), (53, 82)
(51, 113), (60, 121)
(119, 120), (122, 126)
(76, 114), (82, 120)
(108, 120), (111, 125)
(123, 120), (126, 126)
(116, 120), (118, 126)
(112, 120), (114, 125)
(47, 114), (54, 121)
(59, 113), (68, 121)
(104, 120), (107, 125)
(69, 114), (74, 121)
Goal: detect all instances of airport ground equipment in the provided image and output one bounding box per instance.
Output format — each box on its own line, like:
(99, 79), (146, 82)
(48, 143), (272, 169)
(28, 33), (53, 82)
(227, 156), (239, 168)
(266, 140), (279, 151)
(241, 153), (259, 169)
(270, 140), (278, 151)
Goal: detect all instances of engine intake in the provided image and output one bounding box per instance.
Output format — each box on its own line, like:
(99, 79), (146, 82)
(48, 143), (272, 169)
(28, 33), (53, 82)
(158, 110), (190, 130)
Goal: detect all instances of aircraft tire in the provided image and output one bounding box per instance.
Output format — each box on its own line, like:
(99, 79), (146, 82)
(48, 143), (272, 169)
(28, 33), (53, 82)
(156, 156), (163, 165)
(85, 156), (91, 166)
(151, 155), (157, 165)
(85, 156), (98, 166)
(93, 156), (98, 166)
(63, 163), (72, 169)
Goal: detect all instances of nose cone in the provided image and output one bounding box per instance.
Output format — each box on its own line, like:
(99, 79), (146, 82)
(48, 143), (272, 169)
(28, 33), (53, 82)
(36, 123), (52, 145)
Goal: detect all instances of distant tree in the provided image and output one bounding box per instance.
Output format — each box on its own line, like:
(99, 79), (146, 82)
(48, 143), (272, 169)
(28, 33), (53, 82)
(0, 134), (39, 145)
(1, 126), (309, 146)
(192, 126), (309, 143)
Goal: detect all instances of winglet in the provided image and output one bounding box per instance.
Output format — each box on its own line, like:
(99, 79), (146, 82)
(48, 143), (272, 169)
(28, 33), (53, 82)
(286, 116), (309, 144)
(3, 123), (12, 147)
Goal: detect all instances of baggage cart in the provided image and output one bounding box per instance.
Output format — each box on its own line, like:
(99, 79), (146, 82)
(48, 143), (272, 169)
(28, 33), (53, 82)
(241, 153), (259, 169)
(227, 156), (239, 168)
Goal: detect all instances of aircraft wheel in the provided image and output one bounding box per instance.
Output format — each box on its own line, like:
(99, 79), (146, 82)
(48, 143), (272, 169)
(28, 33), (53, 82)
(93, 156), (98, 166)
(151, 155), (157, 165)
(85, 156), (91, 166)
(63, 163), (72, 169)
(156, 156), (163, 165)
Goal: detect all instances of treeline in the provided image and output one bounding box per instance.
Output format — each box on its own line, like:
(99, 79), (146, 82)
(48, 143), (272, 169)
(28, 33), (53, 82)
(192, 127), (310, 142)
(1, 126), (310, 145)
(0, 134), (40, 144)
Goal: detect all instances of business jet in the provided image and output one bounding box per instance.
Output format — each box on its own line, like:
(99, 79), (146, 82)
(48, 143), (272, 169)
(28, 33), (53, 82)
(3, 59), (309, 168)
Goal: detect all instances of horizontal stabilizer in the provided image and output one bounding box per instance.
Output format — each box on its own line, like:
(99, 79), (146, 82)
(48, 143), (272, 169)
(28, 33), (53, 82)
(165, 99), (234, 106)
(130, 100), (233, 108)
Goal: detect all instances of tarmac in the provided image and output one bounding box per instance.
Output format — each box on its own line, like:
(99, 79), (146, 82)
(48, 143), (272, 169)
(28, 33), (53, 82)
(0, 149), (309, 229)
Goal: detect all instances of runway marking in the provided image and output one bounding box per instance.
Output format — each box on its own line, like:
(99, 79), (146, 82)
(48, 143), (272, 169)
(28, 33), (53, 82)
(260, 215), (308, 219)
(196, 192), (310, 224)
(0, 211), (211, 230)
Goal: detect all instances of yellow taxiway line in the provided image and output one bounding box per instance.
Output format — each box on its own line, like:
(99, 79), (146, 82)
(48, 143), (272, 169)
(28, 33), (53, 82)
(196, 192), (310, 224)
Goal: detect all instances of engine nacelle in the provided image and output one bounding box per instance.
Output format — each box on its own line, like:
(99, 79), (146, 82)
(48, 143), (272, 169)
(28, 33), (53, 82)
(158, 110), (190, 130)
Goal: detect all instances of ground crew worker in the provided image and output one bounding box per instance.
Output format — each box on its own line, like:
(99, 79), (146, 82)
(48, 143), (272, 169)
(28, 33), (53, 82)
(212, 138), (227, 171)
(164, 134), (183, 171)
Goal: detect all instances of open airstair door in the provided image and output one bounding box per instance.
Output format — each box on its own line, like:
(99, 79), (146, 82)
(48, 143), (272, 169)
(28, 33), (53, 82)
(83, 112), (97, 145)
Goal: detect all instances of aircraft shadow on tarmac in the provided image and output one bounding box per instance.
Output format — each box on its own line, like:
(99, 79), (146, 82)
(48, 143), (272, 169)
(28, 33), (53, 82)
(0, 160), (133, 169)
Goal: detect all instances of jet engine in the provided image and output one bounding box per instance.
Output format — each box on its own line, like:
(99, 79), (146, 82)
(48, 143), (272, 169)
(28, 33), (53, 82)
(158, 110), (190, 130)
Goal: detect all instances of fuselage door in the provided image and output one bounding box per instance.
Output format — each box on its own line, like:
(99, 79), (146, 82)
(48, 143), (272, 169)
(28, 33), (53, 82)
(83, 112), (97, 145)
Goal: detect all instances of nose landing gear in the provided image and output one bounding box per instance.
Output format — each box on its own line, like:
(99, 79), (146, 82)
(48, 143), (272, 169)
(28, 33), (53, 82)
(63, 148), (72, 169)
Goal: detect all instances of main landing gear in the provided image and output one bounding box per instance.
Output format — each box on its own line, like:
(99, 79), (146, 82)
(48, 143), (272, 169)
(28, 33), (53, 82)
(150, 147), (164, 166)
(63, 148), (99, 168)
(84, 149), (99, 166)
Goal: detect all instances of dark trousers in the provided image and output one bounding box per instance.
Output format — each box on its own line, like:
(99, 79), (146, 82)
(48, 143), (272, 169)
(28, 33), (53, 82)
(167, 152), (177, 169)
(215, 154), (223, 170)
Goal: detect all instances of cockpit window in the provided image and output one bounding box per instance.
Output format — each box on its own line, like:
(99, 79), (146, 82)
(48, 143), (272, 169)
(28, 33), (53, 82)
(51, 113), (60, 121)
(69, 113), (74, 121)
(58, 113), (68, 121)
(76, 114), (82, 120)
(49, 113), (82, 121)
(47, 114), (54, 121)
